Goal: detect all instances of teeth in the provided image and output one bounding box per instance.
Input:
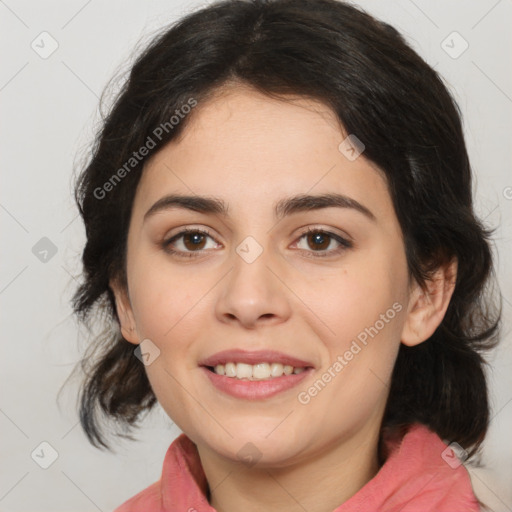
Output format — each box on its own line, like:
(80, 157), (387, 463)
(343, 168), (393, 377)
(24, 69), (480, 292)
(236, 363), (253, 379)
(270, 363), (284, 377)
(225, 362), (236, 377)
(252, 363), (270, 380)
(212, 362), (306, 380)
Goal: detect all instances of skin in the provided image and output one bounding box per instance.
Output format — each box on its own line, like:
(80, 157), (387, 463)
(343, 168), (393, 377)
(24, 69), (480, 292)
(111, 84), (457, 512)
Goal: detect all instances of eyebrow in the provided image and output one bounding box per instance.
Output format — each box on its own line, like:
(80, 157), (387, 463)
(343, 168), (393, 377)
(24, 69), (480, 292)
(143, 192), (376, 222)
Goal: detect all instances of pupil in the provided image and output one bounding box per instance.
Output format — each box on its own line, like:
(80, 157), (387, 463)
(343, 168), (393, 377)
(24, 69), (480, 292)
(310, 232), (328, 250)
(185, 233), (204, 249)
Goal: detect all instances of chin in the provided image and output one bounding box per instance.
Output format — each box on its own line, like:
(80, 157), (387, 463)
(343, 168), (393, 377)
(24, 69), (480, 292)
(214, 428), (308, 467)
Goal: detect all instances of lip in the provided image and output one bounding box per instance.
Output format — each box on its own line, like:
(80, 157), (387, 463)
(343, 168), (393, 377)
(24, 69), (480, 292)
(198, 349), (315, 369)
(201, 366), (314, 400)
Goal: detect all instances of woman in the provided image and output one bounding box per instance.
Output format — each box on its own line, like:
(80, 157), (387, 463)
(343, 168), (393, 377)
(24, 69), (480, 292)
(71, 0), (501, 510)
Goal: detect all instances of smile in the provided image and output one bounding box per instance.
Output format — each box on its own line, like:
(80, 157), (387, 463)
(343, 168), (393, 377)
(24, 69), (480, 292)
(199, 349), (315, 399)
(208, 362), (307, 380)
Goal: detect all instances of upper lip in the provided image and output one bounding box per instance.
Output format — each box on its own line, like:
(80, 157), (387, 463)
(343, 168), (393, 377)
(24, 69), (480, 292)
(199, 349), (315, 369)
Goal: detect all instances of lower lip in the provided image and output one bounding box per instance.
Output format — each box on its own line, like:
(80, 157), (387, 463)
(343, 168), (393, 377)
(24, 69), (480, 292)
(201, 367), (313, 400)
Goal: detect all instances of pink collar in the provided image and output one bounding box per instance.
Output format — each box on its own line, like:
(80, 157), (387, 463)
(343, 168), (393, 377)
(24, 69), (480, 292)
(115, 423), (479, 511)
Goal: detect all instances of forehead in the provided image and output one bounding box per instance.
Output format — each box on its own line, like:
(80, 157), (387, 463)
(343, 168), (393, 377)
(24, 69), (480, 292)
(171, 86), (347, 166)
(134, 86), (394, 225)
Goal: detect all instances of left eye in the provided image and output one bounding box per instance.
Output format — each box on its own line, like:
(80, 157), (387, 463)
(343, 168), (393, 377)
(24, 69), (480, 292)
(163, 228), (352, 258)
(294, 228), (352, 256)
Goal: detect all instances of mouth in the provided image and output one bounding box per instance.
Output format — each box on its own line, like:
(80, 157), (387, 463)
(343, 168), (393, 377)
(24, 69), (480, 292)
(199, 349), (315, 400)
(203, 362), (311, 380)
(199, 349), (315, 379)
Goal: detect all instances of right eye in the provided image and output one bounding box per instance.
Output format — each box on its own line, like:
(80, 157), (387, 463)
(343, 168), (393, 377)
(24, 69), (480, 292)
(163, 228), (220, 257)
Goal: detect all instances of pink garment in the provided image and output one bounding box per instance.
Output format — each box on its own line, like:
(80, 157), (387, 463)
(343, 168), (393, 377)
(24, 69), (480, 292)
(114, 423), (480, 511)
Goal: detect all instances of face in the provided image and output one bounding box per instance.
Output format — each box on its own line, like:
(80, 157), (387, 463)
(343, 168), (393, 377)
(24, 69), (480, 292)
(112, 85), (433, 468)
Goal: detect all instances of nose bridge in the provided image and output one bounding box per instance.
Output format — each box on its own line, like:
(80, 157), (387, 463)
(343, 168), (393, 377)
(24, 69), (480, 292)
(214, 231), (291, 326)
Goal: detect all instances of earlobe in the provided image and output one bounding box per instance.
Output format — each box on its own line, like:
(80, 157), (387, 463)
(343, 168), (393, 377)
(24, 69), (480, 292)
(401, 258), (458, 347)
(109, 278), (139, 345)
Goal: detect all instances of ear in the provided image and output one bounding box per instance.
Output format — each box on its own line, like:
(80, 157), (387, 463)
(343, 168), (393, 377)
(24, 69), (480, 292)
(401, 258), (458, 347)
(109, 278), (139, 345)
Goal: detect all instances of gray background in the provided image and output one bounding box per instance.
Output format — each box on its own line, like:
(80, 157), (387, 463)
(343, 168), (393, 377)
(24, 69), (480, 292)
(1, 0), (511, 510)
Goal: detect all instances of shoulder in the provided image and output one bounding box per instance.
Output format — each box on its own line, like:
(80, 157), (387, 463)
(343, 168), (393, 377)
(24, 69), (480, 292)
(112, 434), (197, 512)
(339, 423), (480, 512)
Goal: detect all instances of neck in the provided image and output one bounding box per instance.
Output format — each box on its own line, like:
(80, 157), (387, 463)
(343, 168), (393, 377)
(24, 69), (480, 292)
(196, 422), (382, 512)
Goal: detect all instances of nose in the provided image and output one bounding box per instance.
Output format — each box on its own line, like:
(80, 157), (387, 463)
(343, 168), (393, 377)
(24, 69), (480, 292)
(214, 237), (292, 329)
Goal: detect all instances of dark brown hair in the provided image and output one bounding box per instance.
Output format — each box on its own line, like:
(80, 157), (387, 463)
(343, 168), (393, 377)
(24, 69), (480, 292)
(70, 0), (501, 453)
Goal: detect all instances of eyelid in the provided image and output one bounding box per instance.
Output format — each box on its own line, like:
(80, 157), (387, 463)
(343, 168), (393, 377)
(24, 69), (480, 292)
(162, 225), (218, 243)
(293, 224), (353, 243)
(162, 226), (219, 251)
(291, 226), (353, 257)
(162, 225), (353, 258)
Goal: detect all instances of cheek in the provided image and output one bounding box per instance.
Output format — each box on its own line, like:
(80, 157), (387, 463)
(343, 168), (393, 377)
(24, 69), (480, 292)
(127, 253), (206, 341)
(126, 260), (209, 424)
(297, 282), (405, 433)
(306, 246), (407, 407)
(311, 250), (405, 345)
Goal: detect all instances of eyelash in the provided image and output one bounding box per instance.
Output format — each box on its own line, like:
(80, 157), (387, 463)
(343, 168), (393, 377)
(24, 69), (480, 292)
(162, 227), (353, 259)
